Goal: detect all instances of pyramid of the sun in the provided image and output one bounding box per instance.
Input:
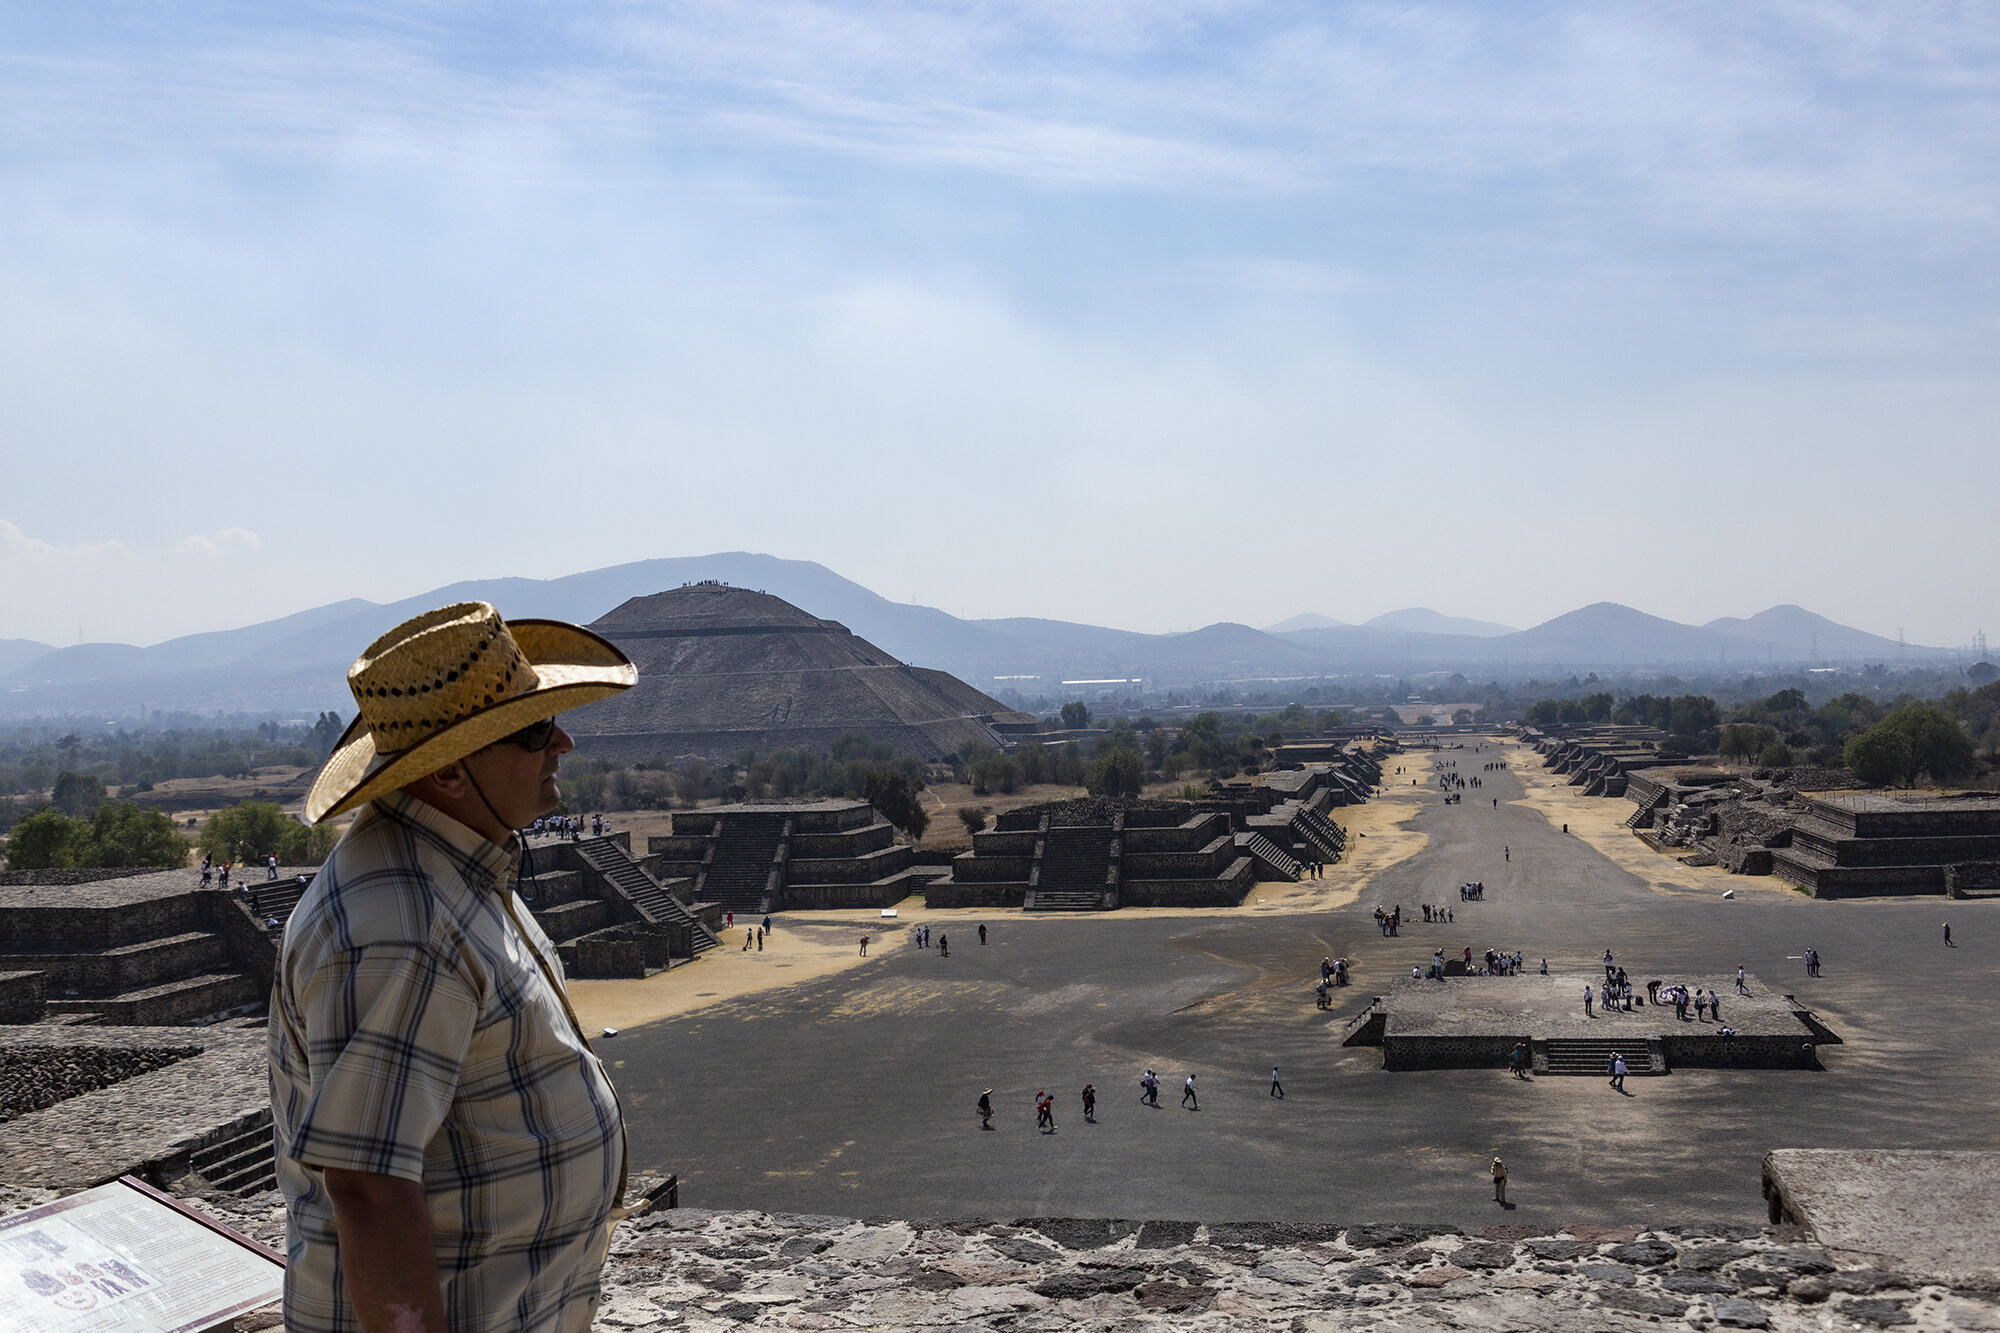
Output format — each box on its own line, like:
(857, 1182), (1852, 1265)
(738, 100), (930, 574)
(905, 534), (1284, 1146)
(564, 584), (1040, 763)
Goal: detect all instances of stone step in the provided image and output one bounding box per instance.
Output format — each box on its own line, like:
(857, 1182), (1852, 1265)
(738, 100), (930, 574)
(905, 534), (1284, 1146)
(1027, 889), (1106, 912)
(42, 971), (262, 1026)
(1542, 1038), (1665, 1075)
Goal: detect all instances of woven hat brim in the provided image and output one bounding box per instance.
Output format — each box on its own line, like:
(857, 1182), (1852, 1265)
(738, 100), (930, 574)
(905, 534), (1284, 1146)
(305, 622), (635, 825)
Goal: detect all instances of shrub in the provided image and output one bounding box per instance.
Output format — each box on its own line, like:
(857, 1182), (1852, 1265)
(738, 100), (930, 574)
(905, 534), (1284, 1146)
(956, 806), (990, 835)
(2, 801), (192, 870)
(4, 808), (80, 870)
(1085, 749), (1146, 799)
(200, 801), (337, 866)
(1844, 726), (1914, 787)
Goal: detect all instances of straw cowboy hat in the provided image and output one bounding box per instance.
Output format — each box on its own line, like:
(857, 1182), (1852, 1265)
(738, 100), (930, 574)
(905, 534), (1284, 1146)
(305, 601), (636, 824)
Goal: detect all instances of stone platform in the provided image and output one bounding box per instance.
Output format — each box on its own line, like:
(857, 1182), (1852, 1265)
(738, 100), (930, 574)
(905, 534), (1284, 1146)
(1348, 975), (1828, 1072)
(1763, 1149), (2000, 1290)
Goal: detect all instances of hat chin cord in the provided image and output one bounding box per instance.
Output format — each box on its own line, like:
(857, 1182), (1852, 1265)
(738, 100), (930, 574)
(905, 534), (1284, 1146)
(462, 763), (537, 901)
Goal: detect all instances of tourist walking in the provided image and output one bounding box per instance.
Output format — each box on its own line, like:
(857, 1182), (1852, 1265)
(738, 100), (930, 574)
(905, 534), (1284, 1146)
(1610, 1054), (1628, 1091)
(1736, 964), (1748, 995)
(267, 853), (279, 880)
(1182, 1075), (1198, 1109)
(1270, 1065), (1284, 1098)
(859, 935), (868, 956)
(1583, 984), (1594, 1017)
(977, 1089), (993, 1129)
(1081, 1083), (1096, 1122)
(978, 923), (987, 945)
(1491, 1155), (1508, 1204)
(938, 934), (948, 957)
(1944, 922), (1953, 947)
(1140, 1069), (1159, 1105)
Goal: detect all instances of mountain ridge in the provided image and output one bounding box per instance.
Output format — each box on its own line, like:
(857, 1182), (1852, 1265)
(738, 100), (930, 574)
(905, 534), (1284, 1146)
(0, 555), (1951, 716)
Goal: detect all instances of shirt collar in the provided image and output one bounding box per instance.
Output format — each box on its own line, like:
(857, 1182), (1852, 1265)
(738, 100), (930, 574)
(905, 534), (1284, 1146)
(374, 789), (520, 889)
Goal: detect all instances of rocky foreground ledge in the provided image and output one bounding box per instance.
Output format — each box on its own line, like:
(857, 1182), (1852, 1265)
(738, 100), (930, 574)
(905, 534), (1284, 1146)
(145, 1188), (2000, 1333)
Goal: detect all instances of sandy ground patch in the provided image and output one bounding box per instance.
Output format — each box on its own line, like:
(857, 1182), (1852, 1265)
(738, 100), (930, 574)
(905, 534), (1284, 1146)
(568, 747), (1435, 1031)
(1500, 740), (1797, 900)
(568, 914), (919, 1032)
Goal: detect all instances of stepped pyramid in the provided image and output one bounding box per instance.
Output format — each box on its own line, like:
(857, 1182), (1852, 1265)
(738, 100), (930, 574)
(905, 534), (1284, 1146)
(566, 584), (1039, 762)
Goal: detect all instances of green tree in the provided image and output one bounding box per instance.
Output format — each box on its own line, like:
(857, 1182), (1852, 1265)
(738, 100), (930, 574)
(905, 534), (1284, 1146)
(1086, 748), (1147, 798)
(200, 801), (338, 866)
(74, 802), (192, 867)
(1526, 700), (1561, 728)
(1757, 742), (1796, 768)
(1881, 704), (1975, 784)
(51, 770), (107, 817)
(1670, 696), (1721, 736)
(863, 770), (929, 842)
(308, 711), (347, 758)
(1844, 725), (1914, 786)
(1719, 724), (1781, 763)
(1764, 688), (1809, 715)
(5, 808), (80, 869)
(1059, 701), (1092, 730)
(1582, 692), (1614, 722)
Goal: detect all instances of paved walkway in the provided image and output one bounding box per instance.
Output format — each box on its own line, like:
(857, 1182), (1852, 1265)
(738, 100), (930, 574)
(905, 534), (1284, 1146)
(609, 739), (2000, 1223)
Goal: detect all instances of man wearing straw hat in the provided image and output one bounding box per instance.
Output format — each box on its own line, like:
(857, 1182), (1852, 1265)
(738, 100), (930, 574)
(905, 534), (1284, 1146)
(270, 603), (637, 1333)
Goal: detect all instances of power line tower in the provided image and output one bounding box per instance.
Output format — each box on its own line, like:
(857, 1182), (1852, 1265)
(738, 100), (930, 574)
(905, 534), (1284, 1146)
(1975, 629), (1989, 660)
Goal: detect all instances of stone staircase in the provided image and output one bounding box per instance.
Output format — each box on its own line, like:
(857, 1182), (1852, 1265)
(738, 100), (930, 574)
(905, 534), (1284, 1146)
(574, 839), (720, 954)
(1625, 790), (1666, 829)
(695, 815), (790, 915)
(1539, 1037), (1666, 1076)
(1027, 826), (1116, 911)
(1290, 808), (1346, 864)
(185, 1110), (277, 1196)
(242, 876), (313, 931)
(1236, 832), (1301, 881)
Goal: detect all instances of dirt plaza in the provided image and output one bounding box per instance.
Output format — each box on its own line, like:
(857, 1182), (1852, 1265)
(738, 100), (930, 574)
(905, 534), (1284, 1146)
(597, 739), (1999, 1224)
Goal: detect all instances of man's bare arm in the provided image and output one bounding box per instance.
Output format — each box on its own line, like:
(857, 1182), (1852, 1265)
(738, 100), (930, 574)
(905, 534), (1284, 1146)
(323, 1167), (448, 1333)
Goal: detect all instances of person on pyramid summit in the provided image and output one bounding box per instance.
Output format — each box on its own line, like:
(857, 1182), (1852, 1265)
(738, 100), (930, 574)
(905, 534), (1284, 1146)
(269, 601), (638, 1333)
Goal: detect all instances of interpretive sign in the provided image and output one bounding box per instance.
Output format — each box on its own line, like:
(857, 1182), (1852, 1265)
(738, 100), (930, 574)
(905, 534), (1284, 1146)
(0, 1177), (282, 1333)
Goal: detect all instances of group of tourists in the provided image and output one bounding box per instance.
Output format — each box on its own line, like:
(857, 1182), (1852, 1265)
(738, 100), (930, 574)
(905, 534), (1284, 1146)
(1458, 881), (1487, 900)
(1314, 955), (1351, 1007)
(1419, 945), (1524, 980)
(528, 814), (591, 840)
(1421, 903), (1456, 922)
(1373, 904), (1404, 935)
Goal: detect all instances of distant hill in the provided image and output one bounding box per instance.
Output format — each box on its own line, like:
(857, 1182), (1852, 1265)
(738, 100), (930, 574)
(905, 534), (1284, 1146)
(1364, 608), (1517, 638)
(0, 638), (54, 674)
(1703, 605), (1907, 661)
(1501, 602), (1733, 666)
(0, 556), (1948, 717)
(0, 639), (54, 675)
(1261, 612), (1346, 633)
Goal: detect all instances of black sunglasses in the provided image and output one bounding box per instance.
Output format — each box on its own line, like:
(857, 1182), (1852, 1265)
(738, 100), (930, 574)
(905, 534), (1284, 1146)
(503, 717), (560, 753)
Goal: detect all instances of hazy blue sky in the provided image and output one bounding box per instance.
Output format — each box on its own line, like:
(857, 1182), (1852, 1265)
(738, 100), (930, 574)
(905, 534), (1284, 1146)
(3, 2), (1995, 648)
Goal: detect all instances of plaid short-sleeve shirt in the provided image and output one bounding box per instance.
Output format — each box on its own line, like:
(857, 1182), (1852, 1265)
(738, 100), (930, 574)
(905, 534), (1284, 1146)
(271, 792), (625, 1333)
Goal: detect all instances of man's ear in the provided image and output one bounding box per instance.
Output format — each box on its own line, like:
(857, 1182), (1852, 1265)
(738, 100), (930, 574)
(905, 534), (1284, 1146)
(408, 760), (469, 803)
